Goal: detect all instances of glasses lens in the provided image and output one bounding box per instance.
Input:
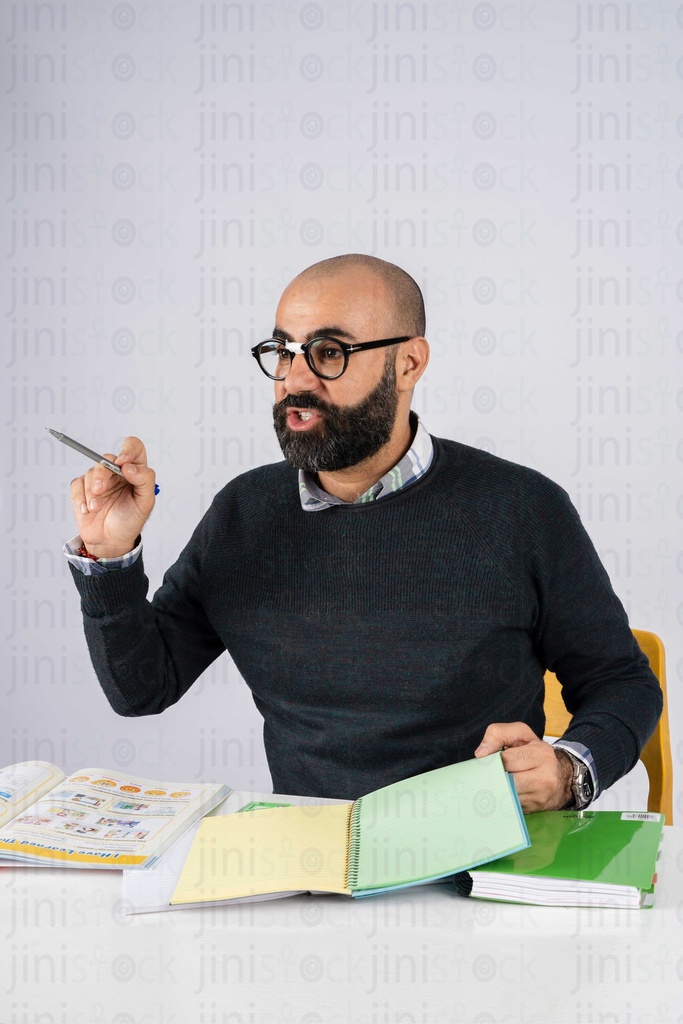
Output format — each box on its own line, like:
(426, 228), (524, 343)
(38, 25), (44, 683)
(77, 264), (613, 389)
(309, 338), (345, 379)
(258, 340), (291, 379)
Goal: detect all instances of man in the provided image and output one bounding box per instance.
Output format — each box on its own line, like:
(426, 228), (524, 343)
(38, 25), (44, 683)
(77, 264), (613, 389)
(66, 254), (662, 810)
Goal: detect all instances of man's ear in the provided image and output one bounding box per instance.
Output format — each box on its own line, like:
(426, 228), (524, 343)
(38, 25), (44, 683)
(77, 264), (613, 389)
(396, 337), (430, 392)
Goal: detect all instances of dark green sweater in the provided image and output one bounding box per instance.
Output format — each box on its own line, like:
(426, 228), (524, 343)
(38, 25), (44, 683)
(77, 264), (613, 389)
(70, 437), (662, 800)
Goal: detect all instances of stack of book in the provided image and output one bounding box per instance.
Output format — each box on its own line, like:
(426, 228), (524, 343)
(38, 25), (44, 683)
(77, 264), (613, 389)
(0, 756), (665, 912)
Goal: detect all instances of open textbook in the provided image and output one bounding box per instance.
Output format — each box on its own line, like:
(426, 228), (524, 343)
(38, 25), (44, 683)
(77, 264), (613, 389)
(165, 753), (529, 908)
(0, 761), (230, 869)
(453, 810), (665, 909)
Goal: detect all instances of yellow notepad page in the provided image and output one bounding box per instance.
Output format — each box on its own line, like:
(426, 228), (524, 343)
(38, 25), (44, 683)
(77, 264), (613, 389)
(171, 803), (352, 904)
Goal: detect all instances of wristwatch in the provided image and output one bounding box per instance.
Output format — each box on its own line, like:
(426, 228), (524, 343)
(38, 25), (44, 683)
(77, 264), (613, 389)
(559, 750), (594, 810)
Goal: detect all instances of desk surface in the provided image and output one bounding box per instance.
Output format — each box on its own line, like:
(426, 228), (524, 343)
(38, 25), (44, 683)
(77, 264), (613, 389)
(2, 825), (681, 1023)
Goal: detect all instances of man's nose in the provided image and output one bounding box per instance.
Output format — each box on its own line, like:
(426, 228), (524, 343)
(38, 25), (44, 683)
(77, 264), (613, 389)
(283, 353), (320, 394)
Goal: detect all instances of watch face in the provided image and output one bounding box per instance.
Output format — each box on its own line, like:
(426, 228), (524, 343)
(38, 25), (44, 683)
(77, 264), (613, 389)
(573, 764), (593, 807)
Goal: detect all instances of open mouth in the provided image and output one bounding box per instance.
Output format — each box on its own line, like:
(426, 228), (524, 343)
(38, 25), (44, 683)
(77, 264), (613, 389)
(286, 408), (323, 431)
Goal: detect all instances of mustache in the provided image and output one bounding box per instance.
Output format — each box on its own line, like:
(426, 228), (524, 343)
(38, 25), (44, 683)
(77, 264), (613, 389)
(276, 394), (330, 413)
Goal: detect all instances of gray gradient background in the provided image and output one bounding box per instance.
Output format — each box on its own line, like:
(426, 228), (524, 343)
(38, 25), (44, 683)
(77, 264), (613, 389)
(1, 1), (681, 816)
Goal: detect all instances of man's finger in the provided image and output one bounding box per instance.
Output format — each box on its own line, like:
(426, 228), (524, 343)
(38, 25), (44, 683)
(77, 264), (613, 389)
(500, 742), (546, 773)
(119, 460), (156, 498)
(70, 477), (88, 516)
(114, 435), (148, 470)
(91, 454), (118, 495)
(474, 721), (538, 756)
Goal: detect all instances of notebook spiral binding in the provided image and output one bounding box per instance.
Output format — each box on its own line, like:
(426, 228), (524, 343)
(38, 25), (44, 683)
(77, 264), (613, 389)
(345, 798), (363, 889)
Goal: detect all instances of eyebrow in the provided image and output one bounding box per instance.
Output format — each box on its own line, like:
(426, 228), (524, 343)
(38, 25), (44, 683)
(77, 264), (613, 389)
(272, 325), (357, 344)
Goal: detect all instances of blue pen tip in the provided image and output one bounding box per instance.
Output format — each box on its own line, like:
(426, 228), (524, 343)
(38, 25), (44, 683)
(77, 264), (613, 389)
(154, 484), (160, 496)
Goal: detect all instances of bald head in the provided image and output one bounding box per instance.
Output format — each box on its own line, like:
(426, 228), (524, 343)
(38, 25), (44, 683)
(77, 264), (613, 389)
(294, 254), (426, 338)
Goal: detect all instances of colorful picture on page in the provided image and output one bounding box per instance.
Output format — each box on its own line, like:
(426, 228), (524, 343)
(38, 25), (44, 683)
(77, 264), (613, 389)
(96, 816), (141, 828)
(102, 827), (150, 841)
(47, 806), (87, 820)
(70, 794), (106, 808)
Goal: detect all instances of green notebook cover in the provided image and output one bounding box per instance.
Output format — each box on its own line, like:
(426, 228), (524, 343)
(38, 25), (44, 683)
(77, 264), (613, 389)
(461, 810), (664, 905)
(349, 752), (530, 896)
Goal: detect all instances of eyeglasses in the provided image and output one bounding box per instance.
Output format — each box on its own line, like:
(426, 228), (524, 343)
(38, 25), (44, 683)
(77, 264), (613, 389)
(251, 335), (412, 381)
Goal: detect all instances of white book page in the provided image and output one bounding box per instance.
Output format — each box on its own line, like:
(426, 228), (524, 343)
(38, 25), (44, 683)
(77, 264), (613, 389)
(0, 762), (65, 830)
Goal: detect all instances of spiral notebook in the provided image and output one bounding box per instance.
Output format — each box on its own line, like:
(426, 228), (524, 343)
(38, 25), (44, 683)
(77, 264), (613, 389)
(170, 752), (529, 905)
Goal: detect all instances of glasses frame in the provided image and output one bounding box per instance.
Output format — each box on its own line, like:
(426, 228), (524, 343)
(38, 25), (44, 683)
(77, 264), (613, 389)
(251, 335), (413, 381)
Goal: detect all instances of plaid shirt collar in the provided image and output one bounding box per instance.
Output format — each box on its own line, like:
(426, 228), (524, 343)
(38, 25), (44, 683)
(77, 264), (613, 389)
(299, 414), (434, 512)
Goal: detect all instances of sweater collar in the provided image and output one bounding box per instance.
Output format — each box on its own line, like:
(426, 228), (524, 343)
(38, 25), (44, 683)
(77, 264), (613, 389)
(298, 414), (434, 511)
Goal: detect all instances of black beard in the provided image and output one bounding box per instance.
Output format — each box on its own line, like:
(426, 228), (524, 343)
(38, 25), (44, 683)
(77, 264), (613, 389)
(272, 359), (399, 473)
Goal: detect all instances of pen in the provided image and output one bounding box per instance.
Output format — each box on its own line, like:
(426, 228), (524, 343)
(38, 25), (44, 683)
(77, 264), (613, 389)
(46, 428), (123, 475)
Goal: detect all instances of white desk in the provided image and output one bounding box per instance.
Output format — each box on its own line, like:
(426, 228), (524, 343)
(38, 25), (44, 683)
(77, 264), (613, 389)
(2, 828), (681, 1022)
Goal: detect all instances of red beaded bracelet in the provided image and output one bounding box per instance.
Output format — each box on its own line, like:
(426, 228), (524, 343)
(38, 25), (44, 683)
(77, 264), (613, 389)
(77, 545), (100, 561)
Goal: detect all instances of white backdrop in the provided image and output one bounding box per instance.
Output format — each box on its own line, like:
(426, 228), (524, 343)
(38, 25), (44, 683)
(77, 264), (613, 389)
(1, 2), (681, 819)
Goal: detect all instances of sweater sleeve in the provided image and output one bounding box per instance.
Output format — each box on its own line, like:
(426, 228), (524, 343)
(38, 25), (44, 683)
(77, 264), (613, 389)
(529, 484), (663, 793)
(69, 504), (225, 716)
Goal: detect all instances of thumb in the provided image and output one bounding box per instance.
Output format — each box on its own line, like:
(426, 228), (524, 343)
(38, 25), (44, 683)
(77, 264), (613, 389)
(118, 458), (154, 489)
(474, 721), (537, 757)
(118, 461), (157, 510)
(474, 724), (506, 757)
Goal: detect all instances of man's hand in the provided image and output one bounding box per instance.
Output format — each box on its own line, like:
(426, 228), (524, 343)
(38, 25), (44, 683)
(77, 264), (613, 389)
(474, 722), (574, 813)
(69, 436), (156, 559)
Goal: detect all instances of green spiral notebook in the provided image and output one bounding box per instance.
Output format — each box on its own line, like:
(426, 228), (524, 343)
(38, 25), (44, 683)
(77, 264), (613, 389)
(170, 752), (529, 905)
(455, 810), (665, 908)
